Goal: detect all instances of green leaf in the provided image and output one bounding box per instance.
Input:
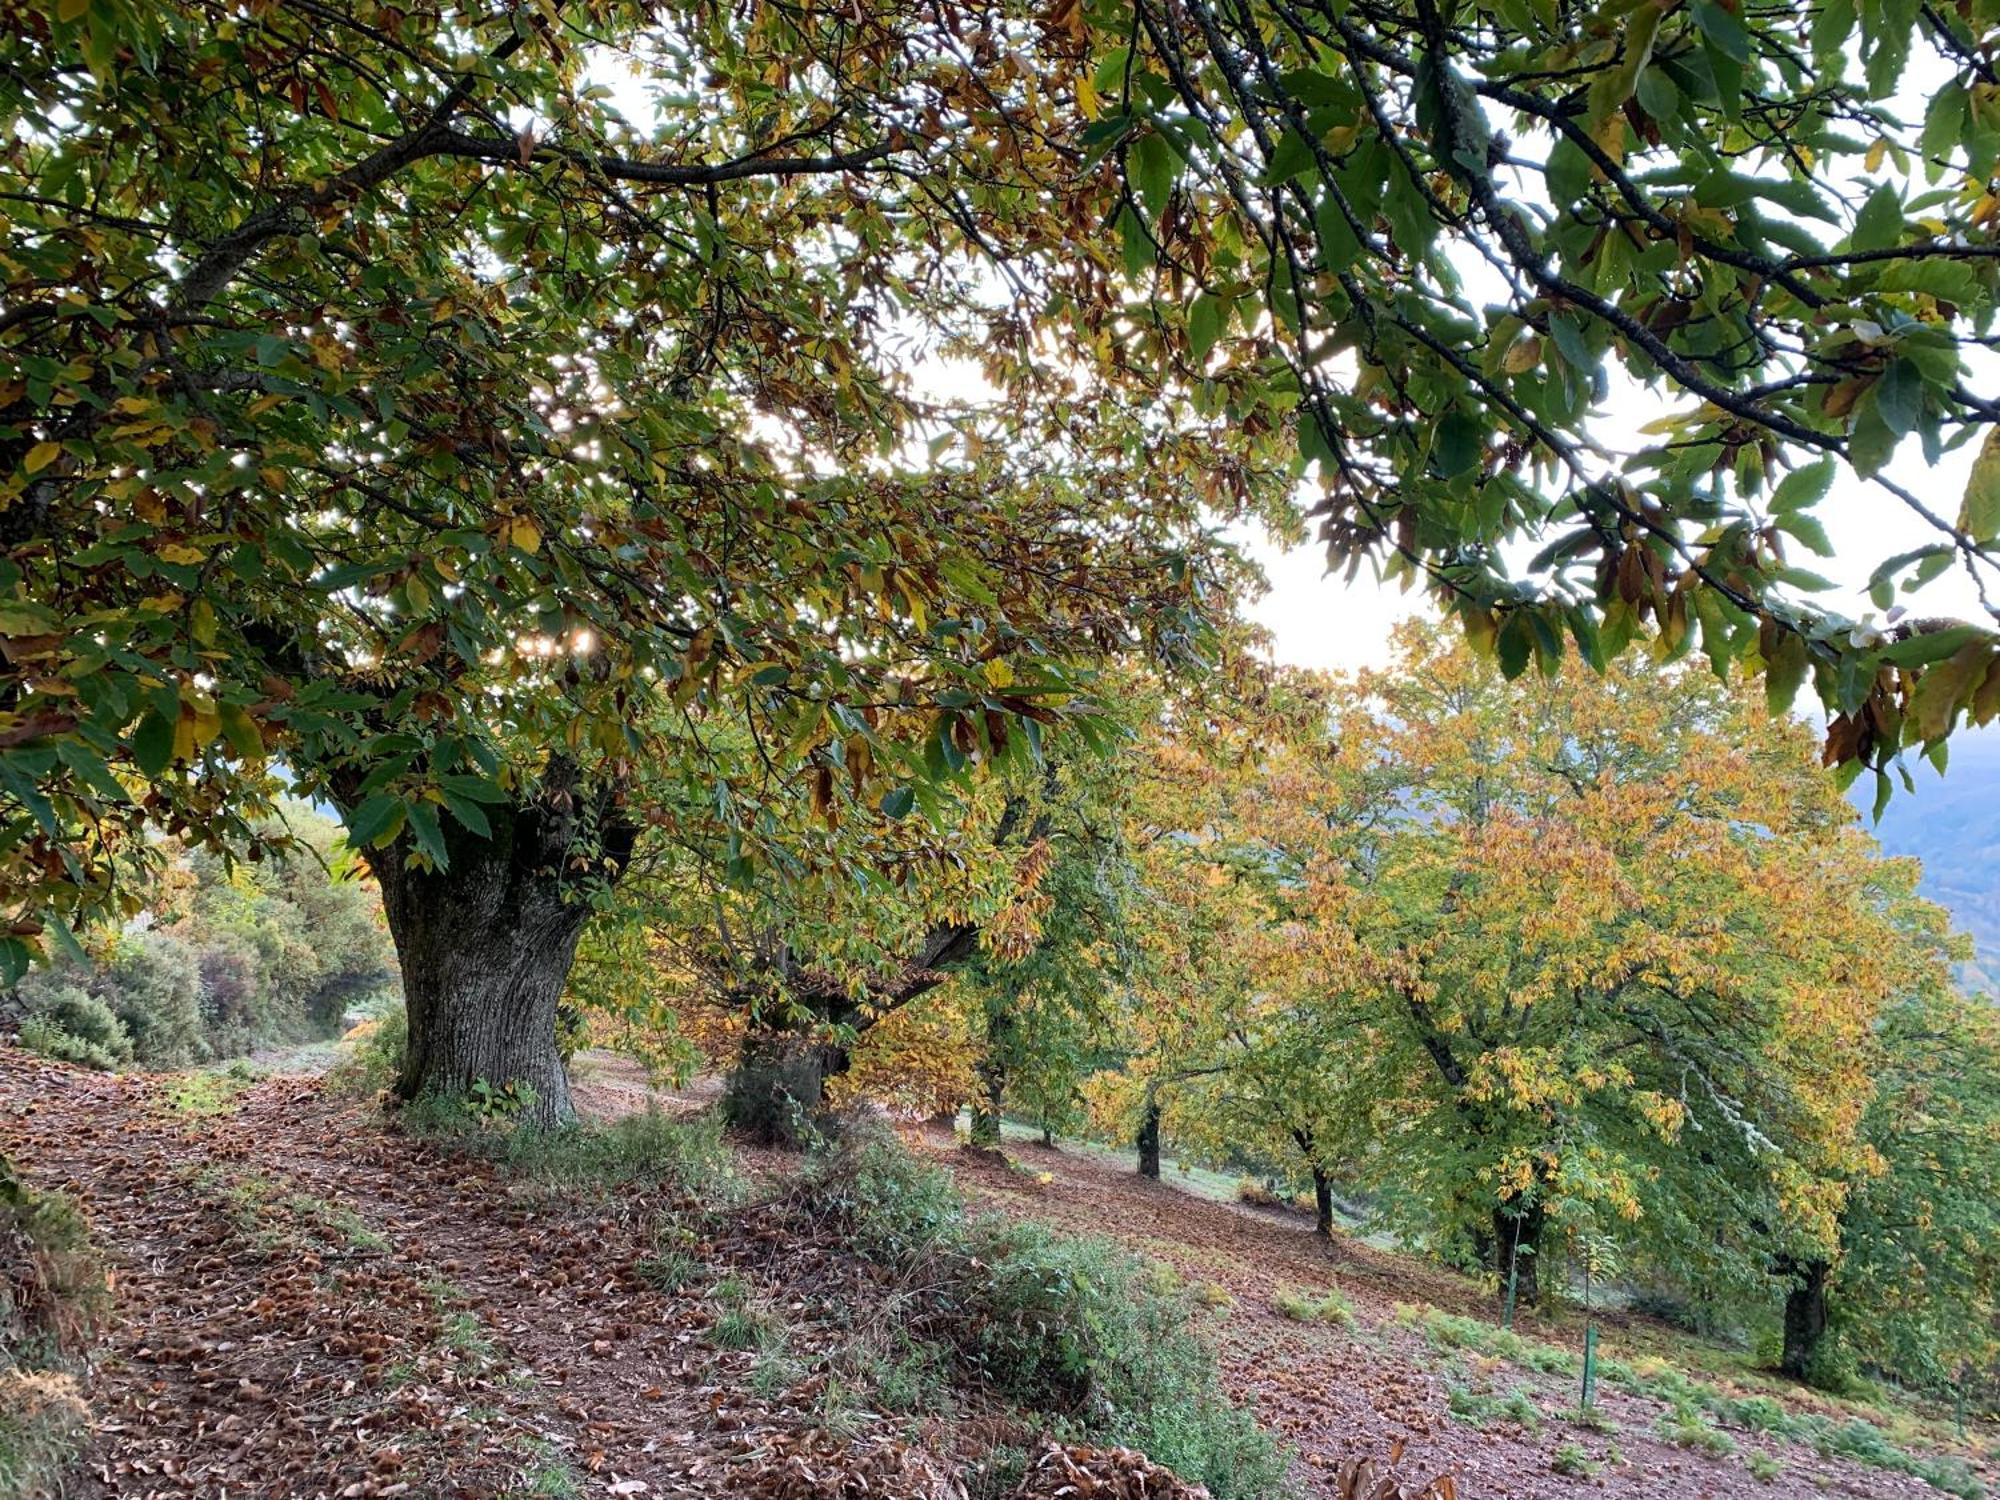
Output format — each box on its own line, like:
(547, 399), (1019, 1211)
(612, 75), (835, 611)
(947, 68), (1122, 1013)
(1262, 129), (1318, 187)
(1775, 511), (1834, 557)
(1188, 293), (1224, 365)
(1764, 631), (1809, 713)
(217, 702), (263, 759)
(1117, 204), (1154, 281)
(1958, 428), (2000, 543)
(1872, 358), (1924, 438)
(1496, 612), (1533, 680)
(1690, 0), (1752, 64)
(405, 799), (449, 868)
(1131, 131), (1180, 222)
(1880, 624), (1988, 667)
(56, 741), (129, 803)
(441, 791), (492, 838)
(1852, 182), (1903, 253)
(1769, 457), (1835, 513)
(879, 785), (916, 819)
(131, 710), (175, 777)
(345, 792), (406, 849)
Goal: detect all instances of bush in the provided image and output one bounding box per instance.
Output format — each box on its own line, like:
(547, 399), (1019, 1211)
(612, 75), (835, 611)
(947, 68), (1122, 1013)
(17, 1014), (125, 1072)
(326, 1001), (406, 1097)
(1550, 1442), (1597, 1477)
(99, 932), (209, 1068)
(798, 1128), (1290, 1499)
(18, 985), (132, 1070)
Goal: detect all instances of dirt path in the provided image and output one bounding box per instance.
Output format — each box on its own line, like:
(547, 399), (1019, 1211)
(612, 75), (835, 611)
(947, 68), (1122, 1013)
(933, 1131), (1991, 1500)
(0, 1050), (796, 1499)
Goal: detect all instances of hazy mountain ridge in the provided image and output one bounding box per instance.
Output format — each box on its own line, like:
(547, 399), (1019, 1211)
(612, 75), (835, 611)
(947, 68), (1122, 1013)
(1859, 728), (2000, 992)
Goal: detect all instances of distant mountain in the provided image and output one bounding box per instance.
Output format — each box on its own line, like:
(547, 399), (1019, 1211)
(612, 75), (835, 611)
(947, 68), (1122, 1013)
(1856, 726), (2000, 994)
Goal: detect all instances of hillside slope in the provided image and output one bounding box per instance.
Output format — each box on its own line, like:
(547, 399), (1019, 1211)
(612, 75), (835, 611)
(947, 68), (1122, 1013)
(2, 1050), (1992, 1499)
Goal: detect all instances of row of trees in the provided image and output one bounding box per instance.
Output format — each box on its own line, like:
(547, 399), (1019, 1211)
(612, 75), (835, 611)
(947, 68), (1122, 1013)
(900, 625), (2000, 1398)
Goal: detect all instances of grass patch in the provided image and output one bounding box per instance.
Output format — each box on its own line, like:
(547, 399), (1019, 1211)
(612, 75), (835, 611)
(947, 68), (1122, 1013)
(163, 1061), (259, 1118)
(0, 1370), (90, 1499)
(508, 1435), (582, 1498)
(1, 1168), (106, 1500)
(792, 1125), (1289, 1500)
(1549, 1441), (1598, 1477)
(1447, 1382), (1541, 1432)
(1654, 1409), (1737, 1456)
(712, 1302), (780, 1353)
(1408, 1307), (1576, 1374)
(400, 1098), (740, 1207)
(1401, 1302), (1984, 1498)
(1745, 1451), (1784, 1483)
(1561, 1403), (1617, 1433)
(1272, 1284), (1354, 1327)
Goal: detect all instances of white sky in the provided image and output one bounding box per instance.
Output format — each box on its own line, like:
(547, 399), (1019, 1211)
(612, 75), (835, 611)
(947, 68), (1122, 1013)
(1242, 419), (1995, 678)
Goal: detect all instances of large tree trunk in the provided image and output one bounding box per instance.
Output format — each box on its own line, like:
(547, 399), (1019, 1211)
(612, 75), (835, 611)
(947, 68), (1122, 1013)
(969, 1055), (1005, 1148)
(969, 1008), (1011, 1148)
(721, 1028), (852, 1144)
(1137, 1099), (1162, 1180)
(1495, 1201), (1547, 1308)
(1312, 1166), (1336, 1239)
(364, 762), (632, 1131)
(1780, 1258), (1830, 1381)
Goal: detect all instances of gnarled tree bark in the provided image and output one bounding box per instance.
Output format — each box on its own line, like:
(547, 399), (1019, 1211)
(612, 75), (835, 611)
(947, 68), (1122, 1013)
(1779, 1256), (1831, 1382)
(361, 761), (635, 1129)
(1137, 1098), (1162, 1179)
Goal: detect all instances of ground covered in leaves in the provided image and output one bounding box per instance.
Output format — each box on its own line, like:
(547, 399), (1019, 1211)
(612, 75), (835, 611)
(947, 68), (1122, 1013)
(4, 1043), (1994, 1500)
(936, 1128), (1999, 1500)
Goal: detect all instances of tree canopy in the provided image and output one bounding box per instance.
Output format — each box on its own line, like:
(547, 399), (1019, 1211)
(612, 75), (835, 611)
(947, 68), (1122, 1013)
(1089, 0), (2000, 786)
(0, 0), (1285, 981)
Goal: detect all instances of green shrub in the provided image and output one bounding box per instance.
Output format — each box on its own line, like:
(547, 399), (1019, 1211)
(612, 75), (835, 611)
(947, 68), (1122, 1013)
(1272, 1285), (1354, 1327)
(1447, 1383), (1540, 1431)
(1654, 1411), (1736, 1456)
(17, 1015), (125, 1072)
(635, 1249), (703, 1294)
(1550, 1442), (1597, 1477)
(798, 1129), (1288, 1499)
(1745, 1451), (1784, 1483)
(327, 1002), (407, 1097)
(19, 985), (132, 1068)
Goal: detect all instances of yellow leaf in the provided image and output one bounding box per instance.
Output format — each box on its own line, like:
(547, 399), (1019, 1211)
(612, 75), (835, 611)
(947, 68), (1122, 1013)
(509, 515), (542, 554)
(982, 658), (1016, 688)
(157, 543), (207, 565)
(57, 0), (88, 19)
(24, 442), (59, 474)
